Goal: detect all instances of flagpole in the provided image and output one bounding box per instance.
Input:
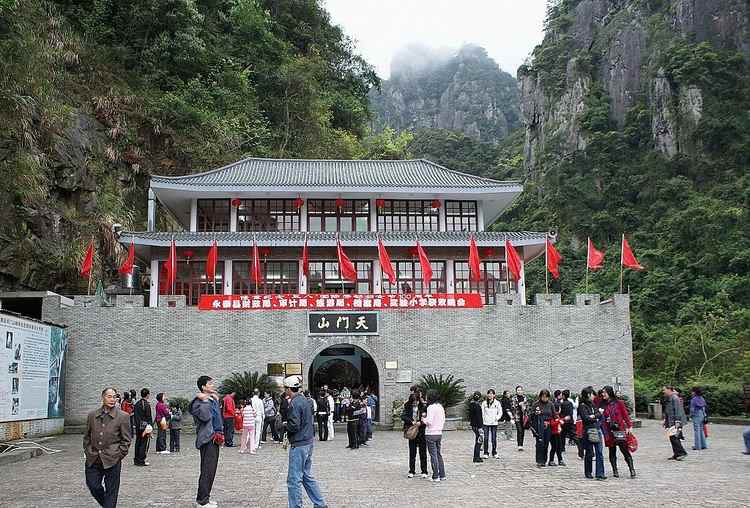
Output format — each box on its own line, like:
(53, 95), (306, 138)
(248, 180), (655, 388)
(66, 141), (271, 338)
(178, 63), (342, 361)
(505, 240), (510, 295)
(254, 234), (259, 294)
(619, 233), (624, 294)
(87, 236), (94, 296)
(171, 235), (176, 296)
(585, 237), (590, 294)
(338, 234), (345, 294)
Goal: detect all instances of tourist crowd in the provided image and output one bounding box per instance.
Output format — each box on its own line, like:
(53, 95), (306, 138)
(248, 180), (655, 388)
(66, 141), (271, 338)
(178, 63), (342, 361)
(82, 381), (747, 508)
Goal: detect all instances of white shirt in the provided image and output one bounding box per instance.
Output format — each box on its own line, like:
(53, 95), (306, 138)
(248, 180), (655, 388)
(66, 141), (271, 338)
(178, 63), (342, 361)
(482, 399), (502, 426)
(251, 396), (264, 420)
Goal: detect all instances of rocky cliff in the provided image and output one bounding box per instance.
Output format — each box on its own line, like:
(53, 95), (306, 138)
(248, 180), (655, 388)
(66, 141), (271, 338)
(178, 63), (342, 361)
(370, 44), (520, 143)
(519, 0), (749, 169)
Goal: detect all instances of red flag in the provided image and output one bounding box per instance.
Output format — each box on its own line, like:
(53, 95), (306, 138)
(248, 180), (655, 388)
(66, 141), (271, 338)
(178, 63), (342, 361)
(621, 235), (644, 271)
(546, 238), (562, 279)
(301, 236), (309, 278)
(80, 240), (94, 277)
(251, 240), (262, 284)
(118, 240), (135, 275)
(587, 237), (605, 271)
(206, 240), (218, 281)
(469, 236), (482, 282)
(336, 240), (358, 283)
(504, 239), (522, 282)
(415, 241), (433, 290)
(165, 240), (177, 291)
(377, 237), (396, 285)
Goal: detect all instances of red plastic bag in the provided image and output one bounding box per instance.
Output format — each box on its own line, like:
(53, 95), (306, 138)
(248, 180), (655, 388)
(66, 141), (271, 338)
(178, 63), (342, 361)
(627, 432), (638, 453)
(703, 423), (709, 438)
(575, 420), (583, 439)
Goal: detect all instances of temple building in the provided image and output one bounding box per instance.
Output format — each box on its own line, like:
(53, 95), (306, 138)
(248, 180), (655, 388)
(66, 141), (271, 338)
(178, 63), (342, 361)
(125, 158), (550, 307)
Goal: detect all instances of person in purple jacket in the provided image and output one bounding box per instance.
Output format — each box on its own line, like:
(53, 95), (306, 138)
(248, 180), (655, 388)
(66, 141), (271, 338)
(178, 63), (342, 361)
(689, 387), (708, 451)
(154, 392), (171, 454)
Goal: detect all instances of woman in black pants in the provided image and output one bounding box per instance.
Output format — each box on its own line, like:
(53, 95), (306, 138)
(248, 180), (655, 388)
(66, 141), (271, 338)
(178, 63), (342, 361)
(512, 385), (529, 451)
(401, 392), (429, 477)
(531, 389), (554, 467)
(468, 391), (484, 462)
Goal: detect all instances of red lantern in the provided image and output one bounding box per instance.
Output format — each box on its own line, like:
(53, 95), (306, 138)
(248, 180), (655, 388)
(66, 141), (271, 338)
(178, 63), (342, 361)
(431, 199), (441, 209)
(183, 249), (194, 264)
(294, 197), (304, 209)
(375, 198), (385, 209)
(482, 247), (496, 258)
(335, 197), (345, 209)
(231, 198), (242, 208)
(408, 246), (419, 257)
(259, 247), (272, 257)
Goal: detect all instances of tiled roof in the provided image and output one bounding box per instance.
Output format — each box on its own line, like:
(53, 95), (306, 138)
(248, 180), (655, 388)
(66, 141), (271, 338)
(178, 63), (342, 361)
(150, 158), (519, 189)
(121, 231), (548, 247)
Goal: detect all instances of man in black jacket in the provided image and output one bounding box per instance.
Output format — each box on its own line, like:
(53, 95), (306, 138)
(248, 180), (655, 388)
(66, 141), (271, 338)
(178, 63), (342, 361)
(315, 390), (330, 441)
(132, 388), (152, 466)
(469, 391), (484, 463)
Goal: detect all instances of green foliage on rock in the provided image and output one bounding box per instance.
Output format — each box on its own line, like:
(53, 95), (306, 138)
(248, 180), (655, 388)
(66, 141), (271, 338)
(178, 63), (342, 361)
(219, 371), (278, 401)
(417, 374), (466, 409)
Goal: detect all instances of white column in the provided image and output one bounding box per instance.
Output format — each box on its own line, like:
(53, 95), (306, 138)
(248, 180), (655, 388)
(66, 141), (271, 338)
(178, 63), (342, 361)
(438, 201), (446, 231)
(446, 259), (455, 293)
(190, 199), (198, 232)
(149, 259), (159, 307)
(230, 205), (237, 232)
(373, 259), (382, 294)
(147, 188), (156, 232)
(369, 200), (377, 232)
(300, 200), (308, 232)
(299, 261), (307, 294)
(518, 254), (527, 305)
(477, 202), (485, 232)
(224, 259), (232, 295)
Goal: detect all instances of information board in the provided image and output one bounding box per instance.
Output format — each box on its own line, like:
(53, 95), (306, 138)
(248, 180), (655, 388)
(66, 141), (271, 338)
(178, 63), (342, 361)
(0, 313), (67, 422)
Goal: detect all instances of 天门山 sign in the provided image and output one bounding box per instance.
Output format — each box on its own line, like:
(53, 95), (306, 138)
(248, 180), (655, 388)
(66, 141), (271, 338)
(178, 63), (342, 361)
(198, 293), (483, 310)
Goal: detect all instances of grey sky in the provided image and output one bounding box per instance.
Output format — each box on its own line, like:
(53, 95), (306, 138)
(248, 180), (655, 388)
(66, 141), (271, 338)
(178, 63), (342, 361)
(323, 0), (548, 78)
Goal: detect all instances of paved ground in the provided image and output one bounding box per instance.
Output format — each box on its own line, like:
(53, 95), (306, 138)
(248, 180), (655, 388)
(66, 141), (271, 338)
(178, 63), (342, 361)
(1, 420), (748, 507)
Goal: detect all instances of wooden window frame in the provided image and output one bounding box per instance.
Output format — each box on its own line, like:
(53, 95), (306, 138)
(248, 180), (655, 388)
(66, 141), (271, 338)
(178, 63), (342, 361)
(376, 200), (440, 232)
(307, 199), (370, 232)
(232, 260), (299, 294)
(236, 199), (301, 232)
(381, 260), (447, 294)
(307, 260), (373, 294)
(196, 199), (230, 232)
(453, 260), (511, 305)
(445, 200), (478, 232)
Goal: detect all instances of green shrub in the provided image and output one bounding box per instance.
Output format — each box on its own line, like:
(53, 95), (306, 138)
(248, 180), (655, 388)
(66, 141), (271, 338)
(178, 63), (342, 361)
(169, 396), (190, 412)
(219, 371), (279, 402)
(694, 383), (745, 417)
(417, 374), (466, 409)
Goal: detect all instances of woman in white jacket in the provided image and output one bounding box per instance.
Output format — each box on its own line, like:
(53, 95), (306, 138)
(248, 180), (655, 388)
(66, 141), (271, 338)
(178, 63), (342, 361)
(482, 389), (502, 459)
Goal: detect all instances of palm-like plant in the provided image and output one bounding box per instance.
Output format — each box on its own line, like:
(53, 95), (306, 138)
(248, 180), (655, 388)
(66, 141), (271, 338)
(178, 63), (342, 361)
(418, 374), (466, 409)
(219, 371), (279, 401)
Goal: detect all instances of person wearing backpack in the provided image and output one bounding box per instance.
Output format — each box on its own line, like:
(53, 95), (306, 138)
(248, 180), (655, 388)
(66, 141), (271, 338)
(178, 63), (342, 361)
(315, 389), (330, 441)
(481, 389), (502, 459)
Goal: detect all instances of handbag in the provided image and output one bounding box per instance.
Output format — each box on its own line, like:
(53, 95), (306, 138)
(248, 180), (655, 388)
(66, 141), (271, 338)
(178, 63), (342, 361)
(403, 424), (419, 440)
(212, 432), (225, 445)
(703, 423), (710, 438)
(612, 430), (627, 444)
(626, 432), (638, 453)
(522, 415), (530, 429)
(586, 427), (600, 443)
(575, 419), (584, 439)
(158, 416), (168, 431)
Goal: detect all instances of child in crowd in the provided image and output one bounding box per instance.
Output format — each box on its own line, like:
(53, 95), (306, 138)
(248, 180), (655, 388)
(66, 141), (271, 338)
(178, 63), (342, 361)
(168, 403), (182, 453)
(240, 399), (257, 454)
(549, 409), (565, 466)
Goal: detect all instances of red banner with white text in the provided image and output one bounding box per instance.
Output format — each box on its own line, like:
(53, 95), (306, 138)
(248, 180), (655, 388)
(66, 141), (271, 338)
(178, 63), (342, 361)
(198, 293), (483, 311)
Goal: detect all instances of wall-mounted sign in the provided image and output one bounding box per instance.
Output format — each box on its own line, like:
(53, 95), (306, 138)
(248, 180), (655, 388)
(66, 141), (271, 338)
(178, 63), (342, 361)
(385, 361), (398, 370)
(396, 369), (413, 383)
(284, 363), (303, 376)
(199, 293), (483, 311)
(267, 363), (285, 377)
(308, 312), (378, 335)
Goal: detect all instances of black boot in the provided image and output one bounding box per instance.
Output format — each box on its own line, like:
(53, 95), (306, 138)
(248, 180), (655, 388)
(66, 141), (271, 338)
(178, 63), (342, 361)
(611, 461), (619, 478)
(626, 456), (636, 478)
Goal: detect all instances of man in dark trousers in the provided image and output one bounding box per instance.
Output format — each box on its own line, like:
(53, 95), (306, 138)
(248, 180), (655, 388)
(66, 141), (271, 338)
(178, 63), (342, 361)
(663, 386), (688, 460)
(190, 375), (224, 508)
(284, 376), (327, 508)
(132, 388), (152, 466)
(469, 391), (484, 463)
(83, 387), (132, 507)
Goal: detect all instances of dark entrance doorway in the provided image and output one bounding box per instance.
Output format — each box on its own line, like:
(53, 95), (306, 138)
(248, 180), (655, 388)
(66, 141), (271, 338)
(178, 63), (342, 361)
(308, 344), (379, 420)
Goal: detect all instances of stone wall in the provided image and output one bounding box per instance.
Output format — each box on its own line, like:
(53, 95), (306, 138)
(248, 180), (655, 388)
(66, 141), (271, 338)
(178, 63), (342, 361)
(49, 294), (634, 426)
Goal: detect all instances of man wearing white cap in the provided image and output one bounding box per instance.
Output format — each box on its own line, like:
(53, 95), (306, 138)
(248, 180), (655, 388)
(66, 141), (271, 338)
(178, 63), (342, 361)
(283, 375), (327, 508)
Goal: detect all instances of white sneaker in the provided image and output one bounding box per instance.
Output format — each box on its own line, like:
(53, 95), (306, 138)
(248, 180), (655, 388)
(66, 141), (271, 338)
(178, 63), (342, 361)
(517, 446), (523, 451)
(407, 473), (414, 478)
(493, 454), (500, 460)
(431, 478), (440, 483)
(195, 502), (217, 508)
(420, 473), (429, 479)
(483, 453), (489, 459)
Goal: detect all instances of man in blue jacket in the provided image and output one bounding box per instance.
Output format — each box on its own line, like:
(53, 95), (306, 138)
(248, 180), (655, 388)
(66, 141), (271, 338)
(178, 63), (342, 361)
(189, 375), (223, 508)
(284, 375), (327, 508)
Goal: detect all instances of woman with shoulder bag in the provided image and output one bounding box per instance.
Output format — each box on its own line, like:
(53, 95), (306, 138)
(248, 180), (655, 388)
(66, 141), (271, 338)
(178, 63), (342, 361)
(578, 386), (606, 480)
(531, 389), (554, 467)
(154, 392), (171, 454)
(511, 385), (529, 451)
(401, 392), (428, 478)
(601, 385), (636, 478)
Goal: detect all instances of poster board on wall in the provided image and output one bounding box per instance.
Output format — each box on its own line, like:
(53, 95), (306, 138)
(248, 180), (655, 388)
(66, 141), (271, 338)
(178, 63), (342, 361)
(0, 312), (67, 422)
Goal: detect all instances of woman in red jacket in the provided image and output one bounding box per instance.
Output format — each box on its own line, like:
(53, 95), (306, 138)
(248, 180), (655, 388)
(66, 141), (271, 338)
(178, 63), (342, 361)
(601, 385), (635, 478)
